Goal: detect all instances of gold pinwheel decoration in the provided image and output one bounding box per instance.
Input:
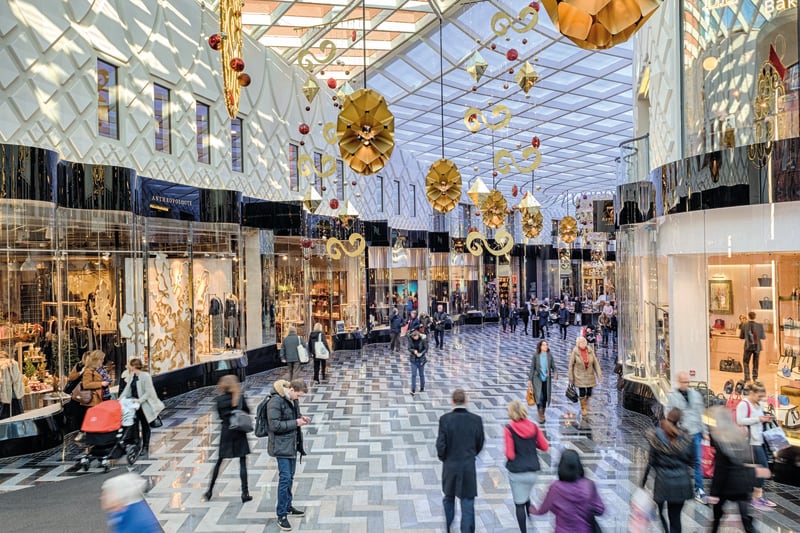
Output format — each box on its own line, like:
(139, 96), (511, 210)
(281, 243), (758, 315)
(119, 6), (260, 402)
(467, 177), (490, 207)
(480, 189), (508, 230)
(326, 233), (366, 259)
(426, 159), (462, 214)
(559, 216), (578, 244)
(540, 0), (663, 51)
(337, 89), (395, 175)
(521, 209), (544, 238)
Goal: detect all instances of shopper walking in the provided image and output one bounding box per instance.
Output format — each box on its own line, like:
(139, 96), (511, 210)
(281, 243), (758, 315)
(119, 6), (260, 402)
(644, 408), (694, 533)
(82, 350), (112, 407)
(436, 388), (485, 533)
(308, 323), (330, 384)
(119, 358), (165, 455)
(433, 304), (448, 349)
(530, 449), (605, 532)
(267, 379), (310, 531)
(509, 302), (519, 333)
(389, 308), (404, 352)
(519, 301), (530, 335)
(708, 406), (758, 533)
(666, 371), (706, 503)
(739, 311), (765, 382)
(537, 305), (549, 339)
(407, 310), (421, 335)
(573, 297), (583, 326)
(568, 337), (602, 417)
(504, 400), (549, 533)
(204, 375), (252, 503)
(408, 327), (428, 397)
(557, 304), (570, 340)
(64, 352), (90, 431)
(528, 340), (557, 423)
(500, 299), (510, 332)
(280, 326), (307, 382)
(736, 381), (776, 510)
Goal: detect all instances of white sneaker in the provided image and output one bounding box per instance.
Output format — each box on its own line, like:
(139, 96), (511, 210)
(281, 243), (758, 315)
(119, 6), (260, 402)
(695, 488), (707, 505)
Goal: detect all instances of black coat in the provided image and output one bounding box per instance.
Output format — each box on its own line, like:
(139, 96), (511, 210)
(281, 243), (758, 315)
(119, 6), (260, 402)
(436, 407), (485, 498)
(266, 381), (306, 458)
(499, 304), (510, 319)
(390, 313), (404, 334)
(518, 306), (530, 322)
(215, 393), (251, 459)
(433, 311), (448, 331)
(710, 438), (755, 500)
(408, 334), (428, 364)
(645, 428), (694, 503)
(537, 310), (549, 326)
(308, 330), (330, 357)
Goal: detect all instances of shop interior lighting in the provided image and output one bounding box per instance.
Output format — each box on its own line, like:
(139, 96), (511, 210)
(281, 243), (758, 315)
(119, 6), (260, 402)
(20, 254), (37, 272)
(702, 56), (719, 71)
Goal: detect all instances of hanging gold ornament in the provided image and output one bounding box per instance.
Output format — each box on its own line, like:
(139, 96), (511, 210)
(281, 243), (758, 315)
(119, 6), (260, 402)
(515, 61), (539, 94)
(540, 0), (663, 51)
(337, 81), (355, 100)
(467, 177), (490, 207)
(559, 216), (578, 243)
(302, 185), (322, 213)
(465, 51), (488, 83)
(521, 209), (543, 238)
(337, 89), (395, 175)
(338, 200), (360, 228)
(425, 158), (462, 214)
(326, 233), (366, 259)
(218, 0), (245, 119)
(480, 189), (508, 230)
(302, 76), (320, 103)
(466, 228), (514, 256)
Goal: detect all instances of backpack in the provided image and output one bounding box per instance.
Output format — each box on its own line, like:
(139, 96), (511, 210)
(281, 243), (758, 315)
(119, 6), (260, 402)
(254, 396), (270, 438)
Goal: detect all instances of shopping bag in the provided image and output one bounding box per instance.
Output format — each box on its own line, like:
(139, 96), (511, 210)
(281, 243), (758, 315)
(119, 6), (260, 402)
(763, 424), (791, 453)
(701, 438), (716, 478)
(400, 325), (409, 337)
(314, 339), (330, 360)
(297, 343), (309, 364)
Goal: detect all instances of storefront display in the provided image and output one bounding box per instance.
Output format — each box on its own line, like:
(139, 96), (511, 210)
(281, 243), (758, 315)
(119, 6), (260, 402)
(449, 252), (480, 315)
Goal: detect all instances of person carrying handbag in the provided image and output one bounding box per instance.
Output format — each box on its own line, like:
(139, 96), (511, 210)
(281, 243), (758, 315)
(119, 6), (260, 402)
(280, 326), (307, 382)
(119, 358), (165, 455)
(308, 323), (331, 385)
(568, 337), (602, 417)
(736, 381), (776, 511)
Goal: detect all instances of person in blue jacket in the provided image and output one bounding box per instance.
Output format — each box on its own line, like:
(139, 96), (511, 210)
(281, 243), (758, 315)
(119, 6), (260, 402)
(102, 472), (161, 533)
(389, 308), (404, 352)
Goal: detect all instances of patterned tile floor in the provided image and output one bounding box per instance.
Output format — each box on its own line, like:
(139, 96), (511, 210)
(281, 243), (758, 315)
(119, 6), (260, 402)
(3, 323), (800, 532)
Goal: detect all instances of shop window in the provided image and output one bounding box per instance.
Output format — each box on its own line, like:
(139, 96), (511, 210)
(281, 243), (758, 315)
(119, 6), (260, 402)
(288, 143), (299, 191)
(153, 84), (171, 153)
(410, 184), (417, 217)
(97, 59), (118, 139)
(394, 179), (401, 215)
(231, 117), (243, 172)
(336, 159), (345, 200)
(196, 102), (210, 164)
(376, 175), (384, 212)
(313, 152), (322, 193)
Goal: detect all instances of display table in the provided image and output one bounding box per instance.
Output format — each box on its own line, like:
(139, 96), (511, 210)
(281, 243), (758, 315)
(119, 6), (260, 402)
(0, 403), (63, 458)
(464, 311), (483, 325)
(333, 330), (364, 351)
(367, 326), (391, 344)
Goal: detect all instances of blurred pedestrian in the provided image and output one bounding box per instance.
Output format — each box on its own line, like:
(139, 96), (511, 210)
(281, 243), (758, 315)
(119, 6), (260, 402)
(102, 472), (161, 533)
(119, 358), (165, 455)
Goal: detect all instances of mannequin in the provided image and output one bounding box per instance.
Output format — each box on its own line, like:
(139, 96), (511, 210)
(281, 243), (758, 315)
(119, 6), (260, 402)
(224, 293), (239, 349)
(0, 351), (25, 419)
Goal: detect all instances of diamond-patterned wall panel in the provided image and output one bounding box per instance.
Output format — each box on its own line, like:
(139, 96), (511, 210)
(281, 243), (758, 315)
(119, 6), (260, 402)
(0, 0), (429, 230)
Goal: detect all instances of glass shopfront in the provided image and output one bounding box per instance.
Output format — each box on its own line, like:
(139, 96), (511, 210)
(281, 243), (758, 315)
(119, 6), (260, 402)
(449, 252), (480, 315)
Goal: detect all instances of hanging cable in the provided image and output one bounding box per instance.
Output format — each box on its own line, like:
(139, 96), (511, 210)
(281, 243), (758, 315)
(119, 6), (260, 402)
(362, 0), (367, 88)
(439, 17), (445, 160)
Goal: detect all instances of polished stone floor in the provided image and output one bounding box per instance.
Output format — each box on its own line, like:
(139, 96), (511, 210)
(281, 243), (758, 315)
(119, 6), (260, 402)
(3, 322), (800, 532)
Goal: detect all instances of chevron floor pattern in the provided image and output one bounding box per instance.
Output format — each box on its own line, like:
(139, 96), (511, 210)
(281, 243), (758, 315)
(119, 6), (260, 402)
(3, 323), (800, 532)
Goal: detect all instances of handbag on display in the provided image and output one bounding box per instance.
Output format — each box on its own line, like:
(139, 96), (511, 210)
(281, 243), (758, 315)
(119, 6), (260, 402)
(314, 339), (330, 360)
(759, 297), (773, 310)
(565, 384), (579, 403)
(526, 384), (536, 406)
(719, 358), (742, 373)
(758, 274), (772, 287)
(784, 407), (800, 429)
(71, 383), (93, 406)
(296, 343), (309, 364)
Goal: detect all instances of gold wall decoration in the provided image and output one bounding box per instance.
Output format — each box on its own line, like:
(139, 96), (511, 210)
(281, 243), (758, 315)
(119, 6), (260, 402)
(748, 61), (784, 167)
(326, 233), (366, 259)
(299, 153), (336, 178)
(480, 189), (508, 229)
(559, 216), (578, 243)
(466, 229), (514, 257)
(297, 39), (337, 72)
(494, 146), (542, 174)
(302, 77), (320, 103)
(491, 5), (539, 37)
(468, 177), (490, 207)
(464, 104), (512, 133)
(515, 61), (539, 94)
(219, 0), (244, 119)
(466, 51), (488, 83)
(426, 158), (462, 214)
(540, 0), (662, 50)
(323, 122), (337, 145)
(337, 88), (395, 175)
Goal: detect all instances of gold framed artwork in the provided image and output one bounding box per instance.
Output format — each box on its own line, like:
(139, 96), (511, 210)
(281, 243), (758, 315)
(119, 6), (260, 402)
(709, 280), (733, 314)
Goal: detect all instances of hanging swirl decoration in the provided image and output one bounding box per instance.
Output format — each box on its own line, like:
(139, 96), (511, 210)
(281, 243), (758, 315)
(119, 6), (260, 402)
(297, 39), (337, 72)
(748, 61), (784, 167)
(464, 105), (512, 133)
(326, 233), (366, 259)
(219, 0), (245, 119)
(491, 5), (539, 37)
(323, 122), (337, 145)
(298, 154), (336, 178)
(494, 146), (542, 174)
(466, 229), (514, 257)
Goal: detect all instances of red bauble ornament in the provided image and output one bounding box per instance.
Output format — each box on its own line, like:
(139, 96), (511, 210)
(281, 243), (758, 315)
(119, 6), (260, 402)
(492, 171), (498, 177)
(298, 123), (310, 135)
(230, 57), (245, 72)
(472, 85), (478, 91)
(490, 43), (497, 50)
(468, 226), (478, 233)
(468, 113), (477, 123)
(208, 34), (222, 51)
(512, 185), (519, 197)
(351, 30), (357, 41)
(475, 212), (481, 217)
(305, 106), (311, 111)
(301, 238), (314, 248)
(237, 73), (251, 87)
(522, 38), (528, 45)
(351, 180), (357, 186)
(329, 198), (339, 210)
(327, 77), (337, 89)
(508, 68), (514, 74)
(506, 49), (519, 61)
(529, 1), (540, 11)
(321, 186), (327, 192)
(503, 83), (509, 90)
(300, 140), (305, 146)
(531, 136), (541, 148)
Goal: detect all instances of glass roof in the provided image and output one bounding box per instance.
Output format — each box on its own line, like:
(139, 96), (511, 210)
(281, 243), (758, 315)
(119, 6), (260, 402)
(243, 0), (633, 208)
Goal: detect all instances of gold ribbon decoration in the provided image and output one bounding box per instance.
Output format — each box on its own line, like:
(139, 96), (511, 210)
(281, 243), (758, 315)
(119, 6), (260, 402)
(491, 5), (539, 37)
(480, 189), (508, 230)
(219, 0), (244, 119)
(297, 39), (337, 72)
(326, 233), (366, 259)
(425, 158), (462, 214)
(466, 229), (514, 257)
(298, 154), (336, 178)
(494, 146), (542, 174)
(559, 216), (578, 244)
(463, 104), (512, 133)
(322, 122), (337, 145)
(337, 88), (395, 175)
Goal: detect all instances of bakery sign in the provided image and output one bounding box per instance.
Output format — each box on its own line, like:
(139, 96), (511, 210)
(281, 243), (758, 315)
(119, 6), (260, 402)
(704, 0), (796, 14)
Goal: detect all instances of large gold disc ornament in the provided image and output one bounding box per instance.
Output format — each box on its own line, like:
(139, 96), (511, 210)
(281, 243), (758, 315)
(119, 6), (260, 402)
(467, 177), (490, 207)
(540, 0), (662, 50)
(521, 209), (543, 238)
(480, 189), (508, 230)
(426, 159), (462, 214)
(219, 0), (245, 118)
(559, 216), (578, 243)
(337, 89), (395, 175)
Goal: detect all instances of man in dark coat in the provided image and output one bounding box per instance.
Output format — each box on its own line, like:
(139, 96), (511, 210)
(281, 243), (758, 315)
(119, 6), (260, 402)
(267, 379), (310, 531)
(518, 302), (530, 335)
(558, 305), (570, 340)
(739, 311), (766, 382)
(499, 299), (510, 332)
(389, 307), (404, 352)
(436, 388), (485, 533)
(432, 304), (448, 349)
(537, 305), (550, 339)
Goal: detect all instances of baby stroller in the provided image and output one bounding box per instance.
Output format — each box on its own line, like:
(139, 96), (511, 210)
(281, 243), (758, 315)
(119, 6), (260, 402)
(75, 398), (140, 472)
